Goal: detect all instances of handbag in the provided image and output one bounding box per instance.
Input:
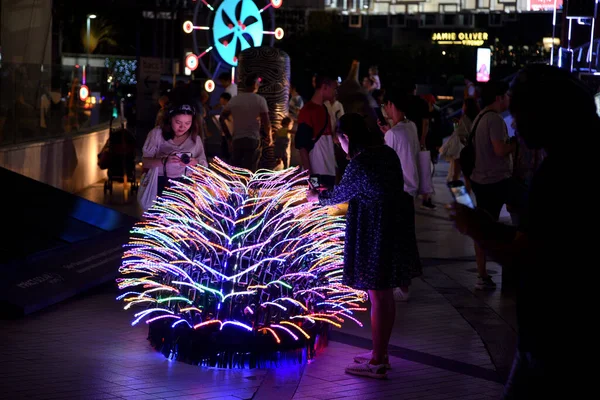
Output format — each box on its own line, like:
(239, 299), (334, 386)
(459, 110), (494, 179)
(439, 132), (464, 160)
(137, 168), (158, 211)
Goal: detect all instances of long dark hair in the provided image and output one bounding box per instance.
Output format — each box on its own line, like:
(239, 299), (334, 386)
(463, 97), (480, 122)
(338, 113), (384, 159)
(161, 104), (200, 142)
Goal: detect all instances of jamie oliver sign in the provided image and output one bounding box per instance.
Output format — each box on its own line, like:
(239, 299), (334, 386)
(432, 32), (489, 47)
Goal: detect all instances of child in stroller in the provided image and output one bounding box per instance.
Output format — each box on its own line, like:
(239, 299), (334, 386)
(98, 125), (139, 196)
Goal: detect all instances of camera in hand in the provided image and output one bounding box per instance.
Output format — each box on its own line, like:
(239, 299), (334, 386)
(308, 175), (322, 190)
(180, 153), (191, 164)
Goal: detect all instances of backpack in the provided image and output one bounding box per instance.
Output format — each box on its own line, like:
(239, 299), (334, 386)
(294, 105), (330, 152)
(459, 110), (494, 179)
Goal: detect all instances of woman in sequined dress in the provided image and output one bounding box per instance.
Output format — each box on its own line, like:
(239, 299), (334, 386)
(307, 113), (420, 379)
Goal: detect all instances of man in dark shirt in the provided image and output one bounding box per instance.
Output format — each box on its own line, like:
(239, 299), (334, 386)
(451, 65), (596, 398)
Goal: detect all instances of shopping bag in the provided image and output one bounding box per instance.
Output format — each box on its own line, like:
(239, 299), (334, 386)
(137, 168), (158, 211)
(439, 132), (463, 160)
(417, 150), (434, 195)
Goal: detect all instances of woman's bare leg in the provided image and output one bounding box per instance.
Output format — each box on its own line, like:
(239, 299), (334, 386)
(368, 289), (395, 364)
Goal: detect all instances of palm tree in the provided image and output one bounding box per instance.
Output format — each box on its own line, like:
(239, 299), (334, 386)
(81, 19), (117, 54)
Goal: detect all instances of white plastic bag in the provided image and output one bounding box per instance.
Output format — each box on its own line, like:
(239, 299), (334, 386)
(417, 150), (434, 195)
(439, 132), (464, 160)
(137, 168), (158, 212)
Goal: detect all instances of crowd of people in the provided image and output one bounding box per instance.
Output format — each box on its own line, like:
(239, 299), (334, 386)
(307, 65), (596, 398)
(141, 61), (449, 209)
(136, 62), (597, 398)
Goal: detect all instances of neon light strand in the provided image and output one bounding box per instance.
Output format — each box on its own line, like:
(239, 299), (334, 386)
(118, 158), (366, 345)
(201, 0), (215, 11)
(259, 327), (281, 344)
(271, 324), (299, 341)
(280, 321), (311, 339)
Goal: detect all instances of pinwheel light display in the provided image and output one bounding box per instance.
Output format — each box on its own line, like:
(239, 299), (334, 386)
(118, 159), (366, 368)
(183, 0), (284, 93)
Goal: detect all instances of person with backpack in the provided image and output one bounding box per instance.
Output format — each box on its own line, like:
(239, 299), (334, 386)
(295, 76), (337, 189)
(460, 81), (516, 290)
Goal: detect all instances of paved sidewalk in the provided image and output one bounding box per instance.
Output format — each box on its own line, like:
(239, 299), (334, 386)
(0, 161), (517, 399)
(293, 342), (502, 400)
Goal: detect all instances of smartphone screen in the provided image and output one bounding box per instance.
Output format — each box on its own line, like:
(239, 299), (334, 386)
(308, 176), (320, 189)
(447, 181), (475, 209)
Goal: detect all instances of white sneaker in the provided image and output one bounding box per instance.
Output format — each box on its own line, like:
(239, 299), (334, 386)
(345, 360), (388, 379)
(394, 287), (410, 302)
(475, 275), (497, 291)
(353, 352), (391, 369)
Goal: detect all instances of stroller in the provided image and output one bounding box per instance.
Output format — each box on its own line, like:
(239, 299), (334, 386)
(97, 120), (139, 196)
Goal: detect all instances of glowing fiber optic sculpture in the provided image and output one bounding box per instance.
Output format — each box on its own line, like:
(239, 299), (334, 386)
(118, 159), (366, 368)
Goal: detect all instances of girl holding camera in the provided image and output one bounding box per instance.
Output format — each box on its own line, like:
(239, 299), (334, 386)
(142, 104), (208, 197)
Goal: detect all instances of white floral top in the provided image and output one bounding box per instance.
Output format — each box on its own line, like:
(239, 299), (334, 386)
(142, 127), (208, 178)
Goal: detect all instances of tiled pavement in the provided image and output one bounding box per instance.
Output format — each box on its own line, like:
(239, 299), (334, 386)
(0, 161), (517, 399)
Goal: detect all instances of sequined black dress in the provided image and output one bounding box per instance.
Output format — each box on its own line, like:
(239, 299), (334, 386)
(319, 145), (421, 290)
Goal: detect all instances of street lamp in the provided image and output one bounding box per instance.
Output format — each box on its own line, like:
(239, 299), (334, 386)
(85, 14), (97, 85)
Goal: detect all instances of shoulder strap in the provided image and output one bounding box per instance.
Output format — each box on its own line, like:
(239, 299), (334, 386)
(313, 105), (330, 144)
(467, 110), (495, 145)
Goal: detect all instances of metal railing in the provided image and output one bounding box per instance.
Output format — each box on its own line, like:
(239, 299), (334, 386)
(555, 39), (600, 73)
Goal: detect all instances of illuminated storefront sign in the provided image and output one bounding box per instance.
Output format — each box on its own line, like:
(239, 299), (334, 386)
(476, 48), (491, 83)
(528, 0), (563, 12)
(432, 32), (489, 47)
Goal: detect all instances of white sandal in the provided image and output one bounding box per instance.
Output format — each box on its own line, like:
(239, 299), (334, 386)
(345, 360), (388, 379)
(353, 352), (391, 369)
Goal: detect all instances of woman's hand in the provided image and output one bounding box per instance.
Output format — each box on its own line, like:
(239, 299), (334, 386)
(306, 189), (319, 203)
(448, 203), (478, 236)
(190, 157), (201, 166)
(377, 119), (390, 134)
(165, 154), (181, 164)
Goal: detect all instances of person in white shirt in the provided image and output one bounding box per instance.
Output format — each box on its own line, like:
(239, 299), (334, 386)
(325, 97), (345, 131)
(295, 76), (338, 189)
(218, 72), (238, 97)
(378, 89), (422, 302)
(220, 73), (272, 171)
(379, 91), (420, 198)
